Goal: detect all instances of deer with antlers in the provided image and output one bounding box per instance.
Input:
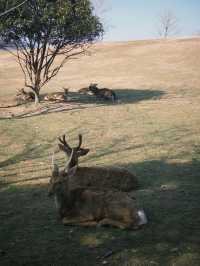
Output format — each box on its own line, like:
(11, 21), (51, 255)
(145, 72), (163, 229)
(88, 83), (117, 103)
(57, 134), (138, 192)
(48, 149), (147, 229)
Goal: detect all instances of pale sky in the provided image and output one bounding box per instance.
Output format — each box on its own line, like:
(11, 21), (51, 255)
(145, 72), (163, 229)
(93, 0), (200, 41)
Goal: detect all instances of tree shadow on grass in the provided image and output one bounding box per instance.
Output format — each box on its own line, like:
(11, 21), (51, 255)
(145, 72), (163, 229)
(124, 159), (200, 190)
(0, 143), (51, 169)
(40, 88), (164, 105)
(0, 159), (200, 265)
(0, 142), (52, 187)
(104, 159), (200, 265)
(0, 88), (165, 120)
(115, 88), (165, 104)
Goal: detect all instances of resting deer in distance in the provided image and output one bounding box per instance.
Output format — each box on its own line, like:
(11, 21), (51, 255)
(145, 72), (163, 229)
(57, 134), (138, 192)
(44, 88), (68, 102)
(78, 86), (90, 95)
(16, 88), (35, 102)
(48, 150), (147, 229)
(88, 83), (117, 103)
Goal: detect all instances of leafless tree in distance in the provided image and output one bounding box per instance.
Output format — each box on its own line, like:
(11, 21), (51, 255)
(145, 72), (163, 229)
(196, 30), (200, 36)
(157, 10), (179, 38)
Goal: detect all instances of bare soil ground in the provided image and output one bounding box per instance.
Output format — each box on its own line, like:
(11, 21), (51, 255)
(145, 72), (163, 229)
(0, 38), (200, 266)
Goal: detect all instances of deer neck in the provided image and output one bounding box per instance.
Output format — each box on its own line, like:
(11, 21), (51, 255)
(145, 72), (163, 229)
(54, 183), (69, 210)
(68, 157), (78, 169)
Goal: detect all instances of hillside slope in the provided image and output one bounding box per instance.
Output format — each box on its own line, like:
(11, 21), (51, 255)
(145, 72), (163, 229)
(0, 38), (200, 266)
(0, 37), (200, 98)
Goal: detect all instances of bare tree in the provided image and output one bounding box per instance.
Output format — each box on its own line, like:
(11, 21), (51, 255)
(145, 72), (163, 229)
(157, 10), (179, 38)
(196, 30), (200, 36)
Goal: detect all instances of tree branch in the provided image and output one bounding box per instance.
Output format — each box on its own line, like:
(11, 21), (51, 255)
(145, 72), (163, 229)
(0, 0), (28, 17)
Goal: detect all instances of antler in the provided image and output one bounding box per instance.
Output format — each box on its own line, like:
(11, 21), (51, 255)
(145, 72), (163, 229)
(58, 134), (83, 153)
(58, 135), (72, 155)
(76, 134), (82, 150)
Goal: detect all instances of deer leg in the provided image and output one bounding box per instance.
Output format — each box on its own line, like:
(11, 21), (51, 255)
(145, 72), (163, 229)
(98, 218), (127, 229)
(62, 217), (97, 227)
(77, 221), (98, 227)
(112, 95), (115, 103)
(62, 217), (85, 225)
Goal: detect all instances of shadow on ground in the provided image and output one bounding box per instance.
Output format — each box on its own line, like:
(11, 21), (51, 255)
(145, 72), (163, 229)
(115, 88), (165, 104)
(0, 141), (52, 186)
(0, 143), (51, 169)
(0, 88), (165, 120)
(124, 159), (200, 189)
(0, 159), (200, 265)
(67, 88), (164, 105)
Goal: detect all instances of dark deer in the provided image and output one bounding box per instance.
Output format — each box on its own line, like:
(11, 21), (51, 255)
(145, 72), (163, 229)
(88, 83), (117, 102)
(57, 134), (138, 192)
(48, 150), (147, 229)
(78, 86), (90, 95)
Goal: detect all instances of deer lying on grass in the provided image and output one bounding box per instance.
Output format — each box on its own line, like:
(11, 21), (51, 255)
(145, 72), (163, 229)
(44, 88), (68, 102)
(57, 134), (138, 192)
(48, 150), (147, 229)
(16, 88), (35, 102)
(88, 83), (117, 102)
(78, 86), (90, 95)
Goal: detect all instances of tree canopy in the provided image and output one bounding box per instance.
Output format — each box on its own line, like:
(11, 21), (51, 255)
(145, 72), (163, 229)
(0, 0), (103, 103)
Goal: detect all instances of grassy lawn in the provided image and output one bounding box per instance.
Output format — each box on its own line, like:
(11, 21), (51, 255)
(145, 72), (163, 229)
(0, 38), (200, 265)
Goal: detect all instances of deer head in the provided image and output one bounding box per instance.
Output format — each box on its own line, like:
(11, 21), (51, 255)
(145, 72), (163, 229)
(58, 134), (89, 169)
(89, 83), (98, 93)
(89, 83), (98, 88)
(62, 87), (69, 95)
(16, 88), (26, 96)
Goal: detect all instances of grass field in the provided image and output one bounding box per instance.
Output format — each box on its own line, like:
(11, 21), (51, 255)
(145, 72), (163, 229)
(0, 38), (200, 266)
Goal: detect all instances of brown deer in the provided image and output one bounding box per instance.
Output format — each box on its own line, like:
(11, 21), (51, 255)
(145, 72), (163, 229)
(16, 88), (35, 102)
(57, 134), (138, 192)
(88, 83), (117, 102)
(48, 150), (147, 229)
(78, 86), (90, 95)
(44, 88), (68, 102)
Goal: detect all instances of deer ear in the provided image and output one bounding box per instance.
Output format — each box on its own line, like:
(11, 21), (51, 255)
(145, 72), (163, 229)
(52, 163), (59, 178)
(58, 144), (72, 155)
(77, 148), (90, 157)
(68, 165), (78, 177)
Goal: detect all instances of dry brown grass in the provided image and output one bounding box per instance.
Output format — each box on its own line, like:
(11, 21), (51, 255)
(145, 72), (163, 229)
(0, 38), (200, 265)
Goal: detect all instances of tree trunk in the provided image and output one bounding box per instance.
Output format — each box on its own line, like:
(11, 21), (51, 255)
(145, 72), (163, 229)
(33, 73), (41, 104)
(33, 89), (40, 104)
(164, 26), (168, 38)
